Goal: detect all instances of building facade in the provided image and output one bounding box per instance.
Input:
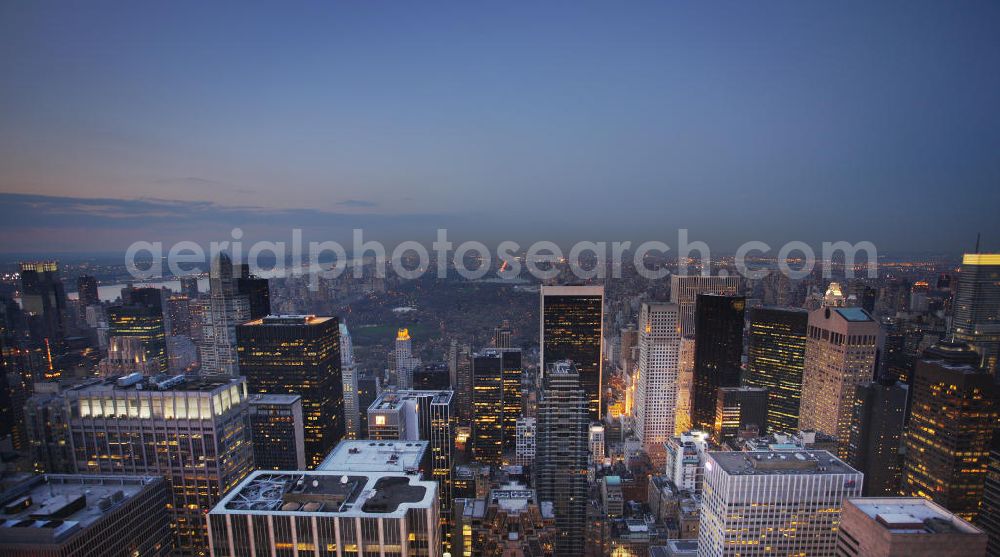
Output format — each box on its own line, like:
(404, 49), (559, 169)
(248, 393), (306, 471)
(837, 497), (988, 557)
(745, 307), (808, 434)
(691, 294), (745, 432)
(635, 302), (681, 464)
(540, 285), (604, 421)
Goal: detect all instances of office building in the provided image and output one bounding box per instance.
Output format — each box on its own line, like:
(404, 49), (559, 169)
(535, 361), (589, 556)
(200, 253), (250, 376)
(669, 275), (742, 335)
(395, 328), (419, 389)
(837, 497), (988, 557)
(97, 335), (162, 376)
(799, 306), (879, 458)
(977, 432), (1000, 557)
(19, 261), (67, 353)
(179, 276), (199, 298)
(745, 307), (808, 434)
(341, 322), (361, 439)
(248, 393), (306, 471)
(713, 386), (768, 443)
(0, 474), (172, 557)
(208, 470), (441, 556)
(951, 253), (1000, 375)
(493, 319), (513, 349)
(235, 265), (270, 320)
(448, 339), (473, 426)
(54, 374), (254, 554)
(107, 288), (168, 373)
(902, 341), (998, 521)
(691, 294), (745, 432)
(318, 439), (428, 475)
(539, 285), (604, 421)
(516, 417), (536, 467)
(847, 379), (907, 496)
(471, 348), (522, 465)
(634, 302), (681, 463)
(589, 423), (606, 463)
(166, 294), (193, 337)
(76, 274), (100, 308)
(675, 336), (695, 436)
(664, 431), (709, 494)
(453, 481), (557, 557)
(698, 450), (862, 557)
(237, 314), (343, 468)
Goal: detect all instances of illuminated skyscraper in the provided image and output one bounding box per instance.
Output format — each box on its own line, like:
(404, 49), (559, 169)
(902, 341), (998, 521)
(472, 348), (522, 465)
(236, 263), (271, 320)
(952, 253), (1000, 375)
(200, 253), (250, 376)
(248, 393), (306, 470)
(691, 294), (745, 432)
(977, 432), (1000, 556)
(165, 294), (192, 337)
(107, 287), (168, 373)
(634, 302), (681, 463)
(675, 335), (695, 436)
(799, 306), (879, 458)
(449, 339), (473, 426)
(18, 261), (67, 352)
(746, 307), (808, 433)
(847, 378), (907, 496)
(236, 314), (343, 467)
(669, 275), (743, 335)
(76, 274), (100, 307)
(540, 285), (604, 420)
(179, 276), (199, 298)
(340, 321), (361, 439)
(395, 327), (418, 388)
(713, 386), (768, 443)
(535, 361), (588, 557)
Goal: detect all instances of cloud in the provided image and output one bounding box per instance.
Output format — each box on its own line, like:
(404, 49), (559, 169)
(336, 199), (379, 208)
(151, 177), (256, 194)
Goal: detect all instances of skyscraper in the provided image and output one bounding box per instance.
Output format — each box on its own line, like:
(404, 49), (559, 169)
(59, 375), (253, 554)
(847, 379), (907, 496)
(540, 285), (604, 420)
(713, 386), (768, 443)
(107, 287), (168, 373)
(669, 274), (743, 335)
(977, 431), (1000, 557)
(535, 361), (589, 557)
(493, 319), (513, 348)
(200, 253), (250, 376)
(340, 321), (361, 439)
(236, 263), (271, 320)
(902, 341), (998, 521)
(18, 261), (67, 352)
(675, 335), (695, 436)
(634, 302), (681, 463)
(236, 314), (343, 467)
(248, 393), (306, 471)
(179, 275), (199, 298)
(165, 294), (192, 337)
(799, 306), (879, 458)
(449, 339), (473, 425)
(395, 327), (418, 388)
(471, 347), (522, 465)
(76, 274), (100, 307)
(745, 307), (808, 433)
(691, 294), (745, 432)
(699, 450), (863, 557)
(951, 253), (1000, 375)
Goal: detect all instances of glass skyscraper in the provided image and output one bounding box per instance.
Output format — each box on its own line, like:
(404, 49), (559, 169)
(746, 306), (807, 433)
(540, 285), (604, 421)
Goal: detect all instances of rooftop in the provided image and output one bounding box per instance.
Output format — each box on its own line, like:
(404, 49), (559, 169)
(317, 440), (427, 474)
(369, 389), (454, 412)
(0, 474), (162, 546)
(245, 315), (335, 326)
(848, 497), (984, 535)
(213, 470), (435, 518)
(708, 450), (859, 477)
(834, 307), (874, 322)
(248, 393), (301, 406)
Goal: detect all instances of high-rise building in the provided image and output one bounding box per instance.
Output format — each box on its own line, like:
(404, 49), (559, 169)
(235, 265), (271, 320)
(847, 379), (907, 496)
(664, 431), (709, 494)
(837, 497), (988, 557)
(0, 474), (172, 557)
(669, 275), (742, 335)
(713, 386), (768, 443)
(634, 302), (681, 464)
(236, 314), (343, 467)
(453, 481), (557, 557)
(951, 253), (1000, 375)
(471, 347), (522, 465)
(179, 276), (199, 298)
(200, 253), (250, 376)
(76, 274), (100, 307)
(691, 294), (745, 431)
(55, 375), (254, 554)
(449, 339), (473, 425)
(493, 319), (513, 349)
(248, 393), (306, 471)
(902, 341), (998, 521)
(540, 285), (604, 421)
(165, 294), (192, 337)
(675, 335), (695, 436)
(395, 328), (419, 388)
(977, 431), (1000, 557)
(535, 361), (589, 557)
(97, 335), (162, 376)
(318, 439), (428, 474)
(745, 307), (808, 434)
(107, 287), (168, 373)
(19, 261), (67, 352)
(209, 470), (441, 557)
(516, 417), (536, 467)
(369, 391), (454, 507)
(340, 322), (361, 439)
(698, 450), (863, 557)
(799, 306), (879, 458)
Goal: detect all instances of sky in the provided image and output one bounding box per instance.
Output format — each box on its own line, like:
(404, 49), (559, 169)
(1, 1), (999, 255)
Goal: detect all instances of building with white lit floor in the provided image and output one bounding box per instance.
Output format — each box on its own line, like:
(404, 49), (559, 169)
(208, 469), (440, 556)
(698, 450), (862, 557)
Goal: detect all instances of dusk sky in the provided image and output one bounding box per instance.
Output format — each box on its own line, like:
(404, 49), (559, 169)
(1, 1), (999, 254)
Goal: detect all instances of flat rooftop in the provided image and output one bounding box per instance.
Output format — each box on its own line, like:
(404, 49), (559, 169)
(244, 314), (335, 326)
(70, 373), (243, 394)
(0, 474), (162, 545)
(213, 470), (435, 518)
(708, 450), (859, 476)
(248, 393), (301, 406)
(369, 389), (454, 412)
(318, 440), (427, 473)
(848, 497), (983, 535)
